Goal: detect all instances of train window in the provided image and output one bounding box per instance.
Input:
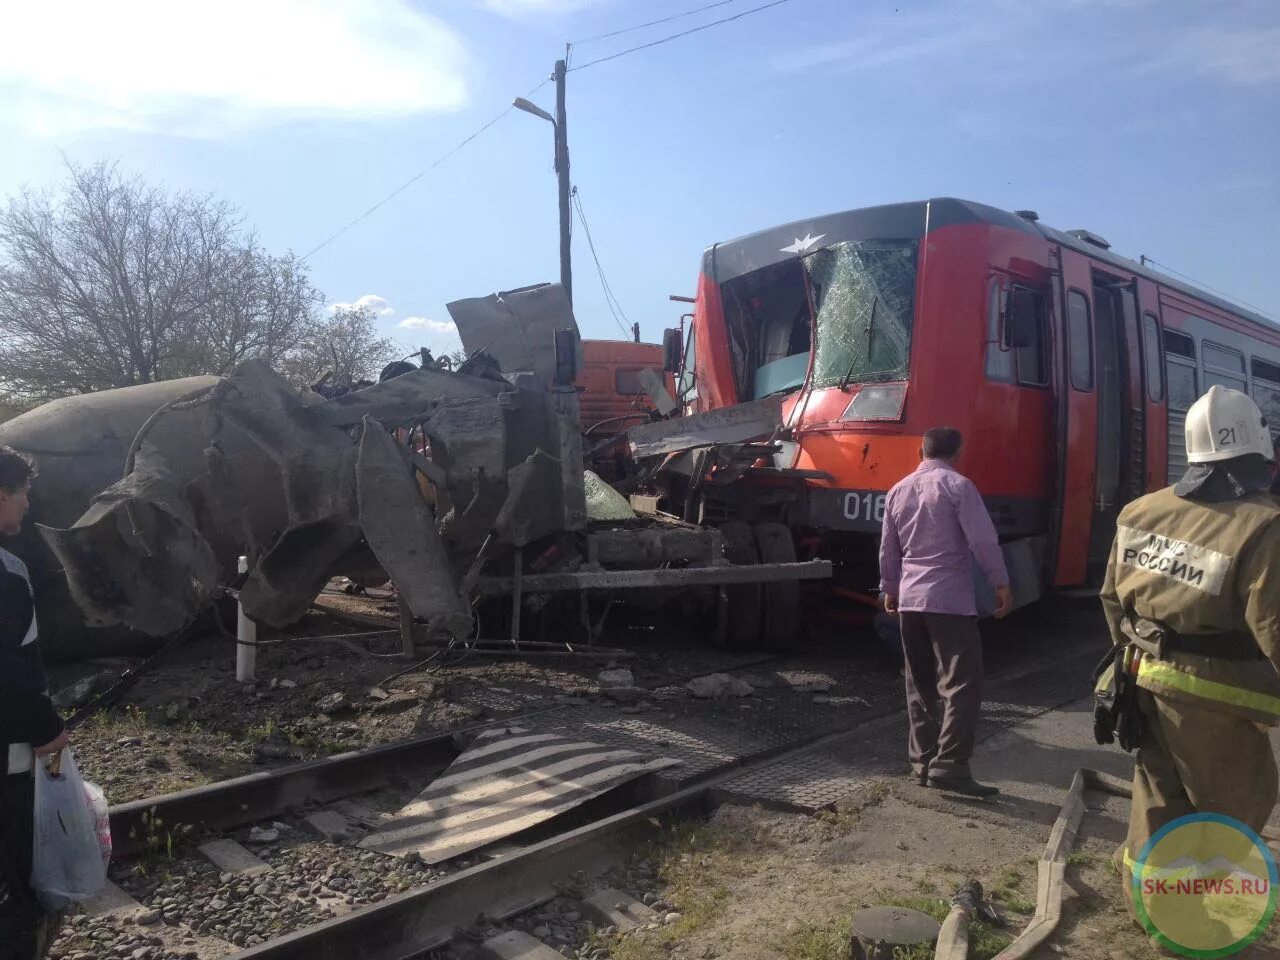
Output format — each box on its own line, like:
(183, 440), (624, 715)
(1142, 313), (1164, 402)
(614, 369), (646, 396)
(1164, 329), (1195, 359)
(1012, 287), (1048, 386)
(984, 282), (1047, 386)
(1202, 341), (1246, 393)
(1252, 357), (1280, 385)
(1203, 342), (1244, 374)
(984, 281), (1013, 383)
(1250, 358), (1280, 438)
(1166, 362), (1198, 410)
(1067, 290), (1093, 391)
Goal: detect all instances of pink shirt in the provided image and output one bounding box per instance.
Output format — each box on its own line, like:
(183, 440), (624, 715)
(878, 459), (1009, 616)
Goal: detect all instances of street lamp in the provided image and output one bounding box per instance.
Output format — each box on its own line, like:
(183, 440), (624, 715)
(512, 98), (553, 124)
(513, 60), (572, 305)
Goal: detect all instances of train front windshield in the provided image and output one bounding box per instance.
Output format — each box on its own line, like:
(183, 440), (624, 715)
(805, 240), (917, 388)
(718, 239), (918, 402)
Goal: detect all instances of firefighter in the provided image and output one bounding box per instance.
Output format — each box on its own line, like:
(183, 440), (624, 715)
(1098, 385), (1280, 924)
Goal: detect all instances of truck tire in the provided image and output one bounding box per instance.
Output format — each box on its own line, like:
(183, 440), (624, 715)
(753, 521), (803, 652)
(715, 520), (763, 650)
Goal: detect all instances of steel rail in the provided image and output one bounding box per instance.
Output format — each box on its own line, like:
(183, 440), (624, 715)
(108, 651), (786, 856)
(231, 781), (714, 959)
(110, 730), (462, 857)
(107, 640), (1106, 960)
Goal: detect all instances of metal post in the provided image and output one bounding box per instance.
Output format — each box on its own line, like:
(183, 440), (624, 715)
(509, 547), (524, 647)
(554, 59), (572, 304)
(397, 593), (416, 657)
(235, 556), (257, 683)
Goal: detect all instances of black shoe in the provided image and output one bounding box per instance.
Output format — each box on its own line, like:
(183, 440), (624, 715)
(926, 776), (1000, 797)
(913, 751), (937, 787)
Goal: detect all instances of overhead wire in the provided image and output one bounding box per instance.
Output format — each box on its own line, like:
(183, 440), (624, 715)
(571, 186), (634, 339)
(568, 0), (800, 72)
(299, 77), (551, 262)
(1139, 256), (1277, 321)
(298, 0), (806, 258)
(569, 0), (751, 45)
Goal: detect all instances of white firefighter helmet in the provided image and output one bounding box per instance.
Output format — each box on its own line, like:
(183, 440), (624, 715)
(1184, 385), (1274, 464)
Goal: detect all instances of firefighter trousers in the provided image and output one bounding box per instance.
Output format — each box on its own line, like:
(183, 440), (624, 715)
(1119, 688), (1279, 919)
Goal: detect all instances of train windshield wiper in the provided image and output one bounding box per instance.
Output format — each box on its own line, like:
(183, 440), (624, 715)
(839, 296), (878, 392)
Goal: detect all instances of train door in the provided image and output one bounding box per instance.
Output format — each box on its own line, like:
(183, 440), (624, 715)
(1052, 250), (1145, 585)
(1134, 277), (1167, 491)
(1088, 271), (1144, 579)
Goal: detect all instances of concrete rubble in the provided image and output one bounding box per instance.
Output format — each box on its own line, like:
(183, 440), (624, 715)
(685, 673), (754, 699)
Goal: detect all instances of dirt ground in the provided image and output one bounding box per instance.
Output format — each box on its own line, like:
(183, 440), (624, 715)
(54, 592), (1273, 959)
(52, 590), (836, 802)
(599, 789), (1280, 960)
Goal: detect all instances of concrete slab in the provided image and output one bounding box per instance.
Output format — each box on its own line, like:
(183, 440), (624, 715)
(198, 839), (270, 876)
(716, 643), (1109, 813)
(580, 886), (659, 931)
(475, 930), (567, 960)
(305, 809), (359, 841)
(81, 880), (142, 918)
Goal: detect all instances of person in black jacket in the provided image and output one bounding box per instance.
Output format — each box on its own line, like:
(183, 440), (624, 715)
(0, 447), (67, 960)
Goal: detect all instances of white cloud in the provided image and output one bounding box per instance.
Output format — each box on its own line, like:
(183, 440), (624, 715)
(483, 0), (599, 15)
(1182, 25), (1280, 86)
(399, 316), (457, 334)
(773, 1), (1279, 90)
(331, 294), (395, 316)
(1215, 174), (1273, 194)
(0, 0), (469, 137)
(1130, 22), (1280, 88)
(771, 6), (1006, 75)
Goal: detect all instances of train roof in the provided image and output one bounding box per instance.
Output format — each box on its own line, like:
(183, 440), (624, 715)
(703, 197), (1276, 332)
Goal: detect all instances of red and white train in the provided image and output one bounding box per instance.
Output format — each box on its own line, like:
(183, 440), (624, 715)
(674, 198), (1279, 627)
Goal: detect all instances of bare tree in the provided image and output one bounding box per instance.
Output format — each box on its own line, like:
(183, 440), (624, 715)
(281, 305), (398, 388)
(0, 160), (324, 400)
(171, 243), (322, 378)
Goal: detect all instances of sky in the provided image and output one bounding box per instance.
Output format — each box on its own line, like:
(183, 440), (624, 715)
(0, 0), (1277, 357)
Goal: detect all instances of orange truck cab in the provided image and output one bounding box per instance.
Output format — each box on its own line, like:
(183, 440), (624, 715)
(577, 339), (673, 477)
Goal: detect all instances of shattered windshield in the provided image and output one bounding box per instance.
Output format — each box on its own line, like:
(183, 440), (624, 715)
(804, 241), (918, 387)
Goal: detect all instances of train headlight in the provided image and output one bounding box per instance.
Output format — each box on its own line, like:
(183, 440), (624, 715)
(841, 382), (906, 421)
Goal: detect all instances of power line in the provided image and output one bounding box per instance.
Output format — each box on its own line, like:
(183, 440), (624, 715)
(572, 186), (633, 340)
(1140, 256), (1277, 321)
(573, 188), (631, 338)
(299, 78), (551, 262)
(570, 0), (750, 45)
(568, 0), (800, 72)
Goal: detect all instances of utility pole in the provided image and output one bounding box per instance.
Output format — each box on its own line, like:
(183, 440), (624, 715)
(554, 59), (573, 305)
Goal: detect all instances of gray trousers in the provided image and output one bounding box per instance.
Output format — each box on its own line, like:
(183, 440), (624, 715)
(899, 612), (984, 780)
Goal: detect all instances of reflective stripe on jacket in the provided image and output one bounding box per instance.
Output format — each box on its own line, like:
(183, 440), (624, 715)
(1135, 655), (1280, 725)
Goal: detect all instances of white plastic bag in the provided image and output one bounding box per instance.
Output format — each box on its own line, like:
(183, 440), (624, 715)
(83, 780), (112, 868)
(30, 748), (107, 910)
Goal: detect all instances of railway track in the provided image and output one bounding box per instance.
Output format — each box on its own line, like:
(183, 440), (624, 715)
(67, 718), (875, 960)
(56, 641), (1104, 960)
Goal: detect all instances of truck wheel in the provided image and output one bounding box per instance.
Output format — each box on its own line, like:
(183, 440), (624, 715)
(715, 521), (763, 650)
(754, 521), (803, 652)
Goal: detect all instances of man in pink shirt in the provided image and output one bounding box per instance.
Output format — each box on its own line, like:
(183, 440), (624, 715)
(879, 427), (1013, 797)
